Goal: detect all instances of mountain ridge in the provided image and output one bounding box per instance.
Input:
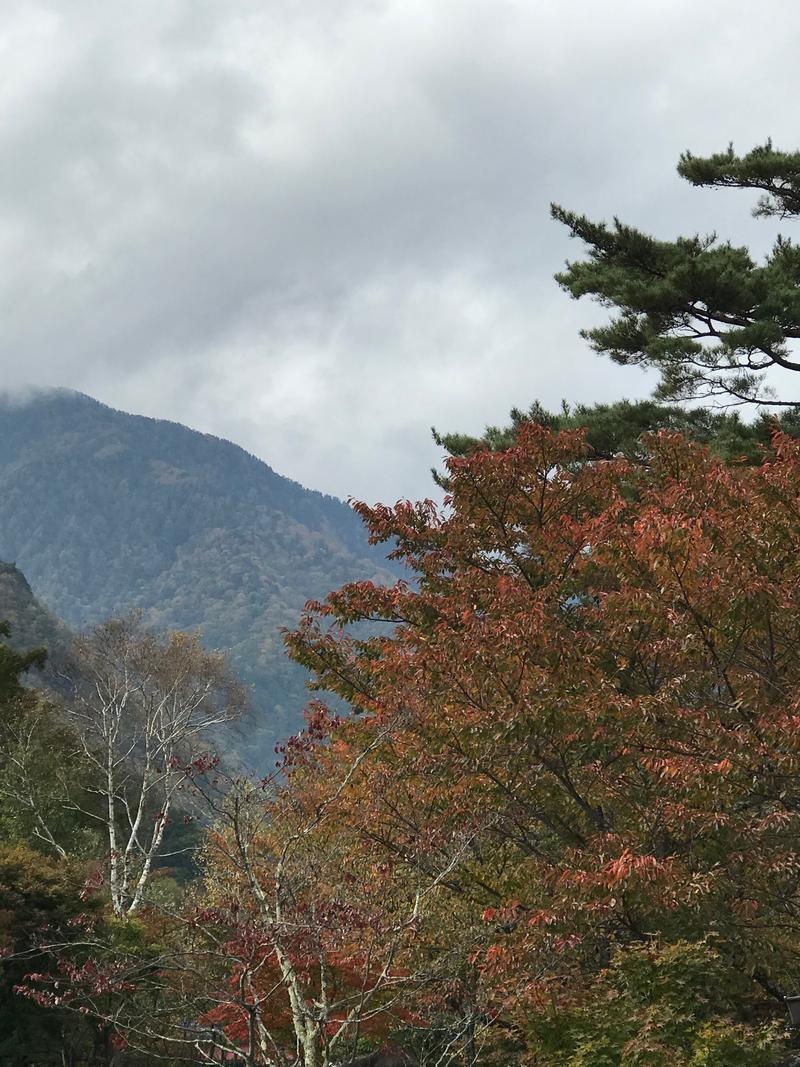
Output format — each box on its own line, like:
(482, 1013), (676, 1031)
(0, 389), (396, 767)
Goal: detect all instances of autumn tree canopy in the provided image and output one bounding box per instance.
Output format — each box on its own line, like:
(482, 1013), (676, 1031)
(283, 424), (800, 1064)
(14, 427), (800, 1065)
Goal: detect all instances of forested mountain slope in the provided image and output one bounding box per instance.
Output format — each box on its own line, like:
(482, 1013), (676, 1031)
(0, 562), (71, 662)
(0, 390), (395, 767)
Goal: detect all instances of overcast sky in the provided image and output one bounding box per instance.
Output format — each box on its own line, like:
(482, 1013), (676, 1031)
(2, 0), (799, 502)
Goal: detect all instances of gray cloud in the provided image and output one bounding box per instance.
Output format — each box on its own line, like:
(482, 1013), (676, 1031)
(2, 0), (799, 501)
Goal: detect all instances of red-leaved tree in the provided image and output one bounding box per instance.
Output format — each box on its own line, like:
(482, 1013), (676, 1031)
(282, 425), (800, 1062)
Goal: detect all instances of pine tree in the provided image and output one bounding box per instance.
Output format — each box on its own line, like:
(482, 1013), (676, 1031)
(553, 141), (800, 406)
(434, 398), (800, 468)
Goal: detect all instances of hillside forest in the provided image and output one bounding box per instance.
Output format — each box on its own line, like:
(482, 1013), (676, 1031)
(0, 390), (398, 768)
(5, 143), (800, 1067)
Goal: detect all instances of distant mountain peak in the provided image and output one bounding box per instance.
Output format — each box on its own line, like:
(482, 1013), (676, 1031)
(0, 393), (397, 768)
(0, 385), (102, 409)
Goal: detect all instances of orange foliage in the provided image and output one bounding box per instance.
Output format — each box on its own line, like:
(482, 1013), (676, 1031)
(280, 427), (800, 1038)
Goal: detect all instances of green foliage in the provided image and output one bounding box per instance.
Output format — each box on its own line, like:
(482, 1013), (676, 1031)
(529, 941), (785, 1067)
(0, 627), (178, 1062)
(678, 141), (800, 219)
(0, 844), (103, 1064)
(0, 618), (45, 703)
(0, 563), (70, 668)
(435, 397), (800, 468)
(551, 141), (800, 406)
(0, 623), (100, 860)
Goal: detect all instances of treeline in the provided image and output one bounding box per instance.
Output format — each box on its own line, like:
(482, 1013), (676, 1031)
(4, 141), (800, 1066)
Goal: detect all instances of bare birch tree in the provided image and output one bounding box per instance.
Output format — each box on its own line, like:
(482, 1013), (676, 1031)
(62, 614), (246, 916)
(17, 723), (484, 1067)
(183, 735), (482, 1067)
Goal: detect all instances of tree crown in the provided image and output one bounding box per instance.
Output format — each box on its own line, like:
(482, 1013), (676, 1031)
(553, 141), (800, 406)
